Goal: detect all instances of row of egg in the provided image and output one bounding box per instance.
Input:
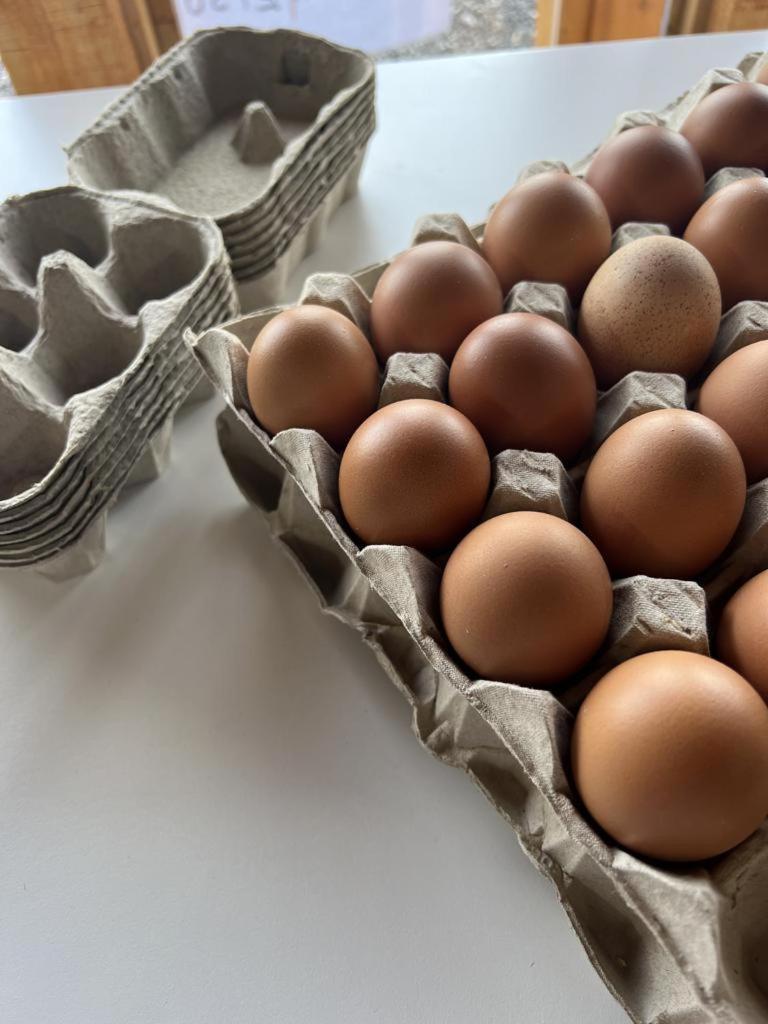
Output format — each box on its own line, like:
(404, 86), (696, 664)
(243, 78), (768, 863)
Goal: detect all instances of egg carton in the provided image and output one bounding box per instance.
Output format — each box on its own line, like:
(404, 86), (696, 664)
(0, 185), (238, 579)
(66, 28), (375, 305)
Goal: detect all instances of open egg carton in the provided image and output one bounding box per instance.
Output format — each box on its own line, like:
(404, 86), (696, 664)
(189, 54), (768, 1024)
(0, 185), (238, 580)
(66, 28), (376, 309)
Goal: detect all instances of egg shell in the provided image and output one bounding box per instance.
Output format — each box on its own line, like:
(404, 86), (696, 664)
(717, 570), (768, 702)
(246, 305), (380, 450)
(482, 171), (612, 303)
(440, 511), (613, 686)
(759, 65), (768, 86)
(681, 82), (768, 178)
(684, 176), (768, 310)
(585, 125), (705, 233)
(571, 650), (768, 862)
(577, 235), (721, 388)
(448, 312), (596, 462)
(580, 409), (746, 579)
(369, 240), (503, 363)
(697, 338), (768, 483)
(338, 398), (490, 551)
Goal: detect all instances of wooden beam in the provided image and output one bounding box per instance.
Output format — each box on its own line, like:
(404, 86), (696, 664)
(537, 0), (668, 45)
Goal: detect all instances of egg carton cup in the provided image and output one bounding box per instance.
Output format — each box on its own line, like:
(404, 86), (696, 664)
(0, 186), (238, 578)
(66, 28), (376, 299)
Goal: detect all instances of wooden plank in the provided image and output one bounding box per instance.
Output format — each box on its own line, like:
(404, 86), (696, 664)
(536, 0), (595, 45)
(146, 0), (180, 52)
(117, 0), (160, 68)
(588, 0), (668, 40)
(706, 0), (768, 29)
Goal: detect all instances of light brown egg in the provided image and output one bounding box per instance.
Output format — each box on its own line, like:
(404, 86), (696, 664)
(717, 570), (768, 702)
(684, 176), (768, 309)
(697, 339), (768, 482)
(369, 241), (503, 363)
(580, 409), (746, 578)
(578, 235), (721, 387)
(585, 125), (705, 232)
(681, 82), (768, 177)
(338, 398), (490, 551)
(759, 65), (768, 87)
(440, 511), (613, 686)
(482, 171), (612, 302)
(571, 650), (768, 862)
(448, 312), (596, 462)
(246, 305), (379, 450)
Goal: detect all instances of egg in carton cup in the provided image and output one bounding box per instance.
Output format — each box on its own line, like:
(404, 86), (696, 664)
(66, 28), (376, 310)
(0, 186), (238, 580)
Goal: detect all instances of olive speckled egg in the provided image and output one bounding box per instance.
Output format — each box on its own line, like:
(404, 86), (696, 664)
(369, 241), (503, 363)
(338, 399), (490, 551)
(482, 171), (612, 303)
(572, 650), (768, 862)
(440, 511), (613, 686)
(578, 235), (721, 387)
(684, 176), (768, 310)
(448, 312), (596, 462)
(717, 571), (768, 702)
(246, 305), (380, 450)
(585, 125), (705, 232)
(580, 409), (746, 579)
(681, 82), (768, 178)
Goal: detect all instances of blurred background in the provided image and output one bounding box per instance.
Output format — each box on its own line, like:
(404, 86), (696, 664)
(0, 0), (766, 95)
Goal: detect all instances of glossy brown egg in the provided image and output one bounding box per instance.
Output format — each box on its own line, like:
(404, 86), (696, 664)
(246, 305), (379, 450)
(580, 409), (746, 578)
(697, 339), (768, 482)
(681, 82), (768, 177)
(482, 171), (612, 302)
(585, 125), (705, 232)
(338, 398), (490, 551)
(440, 511), (613, 686)
(578, 235), (721, 387)
(684, 176), (768, 309)
(369, 241), (503, 363)
(448, 312), (596, 462)
(571, 650), (768, 862)
(717, 571), (768, 702)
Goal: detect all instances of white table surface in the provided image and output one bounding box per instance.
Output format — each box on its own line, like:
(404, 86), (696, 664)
(0, 29), (766, 1024)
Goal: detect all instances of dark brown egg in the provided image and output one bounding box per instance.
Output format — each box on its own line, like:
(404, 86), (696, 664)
(684, 176), (768, 309)
(448, 312), (596, 462)
(717, 570), (768, 702)
(440, 511), (613, 686)
(580, 409), (746, 578)
(681, 82), (768, 177)
(246, 305), (379, 450)
(571, 650), (768, 862)
(585, 125), (705, 232)
(482, 171), (612, 302)
(697, 339), (768, 483)
(578, 235), (721, 387)
(338, 398), (490, 551)
(369, 241), (503, 363)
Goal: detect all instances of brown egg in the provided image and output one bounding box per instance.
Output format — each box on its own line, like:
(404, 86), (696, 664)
(448, 312), (596, 462)
(440, 511), (613, 686)
(681, 82), (768, 178)
(482, 171), (612, 302)
(585, 125), (705, 232)
(369, 241), (503, 363)
(580, 409), (746, 578)
(571, 650), (768, 862)
(578, 235), (721, 387)
(759, 65), (768, 87)
(684, 176), (768, 309)
(717, 571), (768, 701)
(246, 305), (379, 450)
(338, 399), (490, 551)
(697, 339), (768, 483)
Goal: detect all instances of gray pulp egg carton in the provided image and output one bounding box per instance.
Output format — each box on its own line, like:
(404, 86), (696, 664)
(66, 28), (375, 308)
(188, 54), (768, 1024)
(0, 185), (238, 579)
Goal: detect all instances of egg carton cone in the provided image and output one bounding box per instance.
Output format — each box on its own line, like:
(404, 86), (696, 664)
(66, 28), (376, 298)
(0, 186), (238, 578)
